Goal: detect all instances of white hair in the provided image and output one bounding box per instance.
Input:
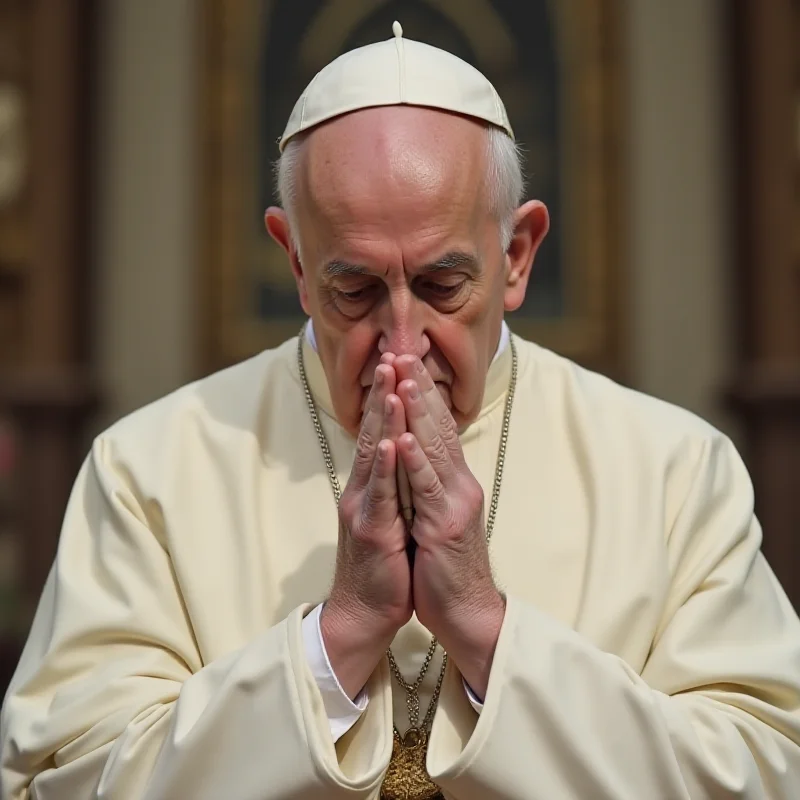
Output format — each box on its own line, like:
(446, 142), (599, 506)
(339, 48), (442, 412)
(485, 127), (526, 250)
(275, 124), (525, 262)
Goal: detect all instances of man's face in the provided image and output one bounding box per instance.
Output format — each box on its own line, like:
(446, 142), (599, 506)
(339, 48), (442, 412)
(268, 107), (546, 436)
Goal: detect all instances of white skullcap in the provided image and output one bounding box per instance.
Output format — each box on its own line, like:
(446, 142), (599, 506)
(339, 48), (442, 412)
(279, 21), (514, 152)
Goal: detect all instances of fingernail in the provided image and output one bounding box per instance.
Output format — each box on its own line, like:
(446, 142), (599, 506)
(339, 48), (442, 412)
(408, 383), (420, 400)
(378, 441), (388, 460)
(385, 397), (394, 416)
(416, 359), (425, 374)
(375, 370), (384, 387)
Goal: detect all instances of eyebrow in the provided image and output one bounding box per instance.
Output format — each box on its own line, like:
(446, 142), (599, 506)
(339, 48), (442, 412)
(323, 251), (480, 278)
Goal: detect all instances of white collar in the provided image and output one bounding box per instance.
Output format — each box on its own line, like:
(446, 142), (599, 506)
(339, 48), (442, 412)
(305, 318), (510, 364)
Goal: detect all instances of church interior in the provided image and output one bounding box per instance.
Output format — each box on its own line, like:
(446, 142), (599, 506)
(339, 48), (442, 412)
(0, 0), (797, 695)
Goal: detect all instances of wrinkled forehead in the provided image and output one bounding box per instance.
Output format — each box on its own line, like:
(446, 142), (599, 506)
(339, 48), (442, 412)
(297, 107), (492, 242)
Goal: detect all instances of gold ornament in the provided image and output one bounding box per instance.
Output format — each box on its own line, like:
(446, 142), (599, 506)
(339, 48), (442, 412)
(381, 729), (443, 800)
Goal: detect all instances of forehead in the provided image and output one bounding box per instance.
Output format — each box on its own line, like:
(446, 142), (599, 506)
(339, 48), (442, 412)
(297, 107), (490, 259)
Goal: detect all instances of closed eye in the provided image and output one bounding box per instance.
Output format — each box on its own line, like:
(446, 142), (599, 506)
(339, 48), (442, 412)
(422, 281), (463, 297)
(417, 280), (465, 298)
(329, 282), (381, 318)
(340, 288), (369, 301)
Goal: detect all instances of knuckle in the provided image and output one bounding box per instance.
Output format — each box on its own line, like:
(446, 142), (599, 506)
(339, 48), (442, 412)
(358, 427), (377, 453)
(352, 431), (377, 469)
(464, 478), (485, 511)
(338, 493), (359, 525)
(421, 477), (446, 505)
(438, 410), (458, 439)
(424, 436), (449, 467)
(352, 445), (374, 475)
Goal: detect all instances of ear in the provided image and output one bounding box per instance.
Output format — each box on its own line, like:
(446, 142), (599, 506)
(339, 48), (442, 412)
(503, 200), (550, 312)
(265, 207), (311, 315)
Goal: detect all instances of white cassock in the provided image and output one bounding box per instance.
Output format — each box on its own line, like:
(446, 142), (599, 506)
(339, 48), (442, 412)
(2, 329), (800, 799)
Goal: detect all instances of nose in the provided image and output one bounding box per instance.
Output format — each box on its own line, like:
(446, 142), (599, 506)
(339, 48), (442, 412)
(377, 292), (431, 359)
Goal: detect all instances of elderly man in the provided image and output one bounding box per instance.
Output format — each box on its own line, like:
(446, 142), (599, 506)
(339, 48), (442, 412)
(3, 23), (800, 800)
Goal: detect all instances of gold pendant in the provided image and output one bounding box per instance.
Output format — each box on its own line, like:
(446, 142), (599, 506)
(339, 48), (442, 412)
(381, 728), (443, 800)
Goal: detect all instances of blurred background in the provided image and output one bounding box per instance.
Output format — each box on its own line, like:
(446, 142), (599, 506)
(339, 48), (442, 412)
(0, 0), (797, 694)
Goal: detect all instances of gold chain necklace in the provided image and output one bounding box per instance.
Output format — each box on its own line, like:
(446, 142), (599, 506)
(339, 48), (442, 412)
(297, 328), (518, 800)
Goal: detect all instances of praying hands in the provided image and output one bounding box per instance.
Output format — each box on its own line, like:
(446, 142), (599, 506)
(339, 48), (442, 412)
(321, 355), (505, 701)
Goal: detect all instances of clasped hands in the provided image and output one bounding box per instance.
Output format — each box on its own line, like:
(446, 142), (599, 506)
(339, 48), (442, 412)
(321, 354), (506, 701)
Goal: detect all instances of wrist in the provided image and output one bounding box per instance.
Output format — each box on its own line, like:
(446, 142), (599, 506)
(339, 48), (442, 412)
(436, 590), (506, 701)
(320, 599), (399, 700)
(324, 591), (406, 643)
